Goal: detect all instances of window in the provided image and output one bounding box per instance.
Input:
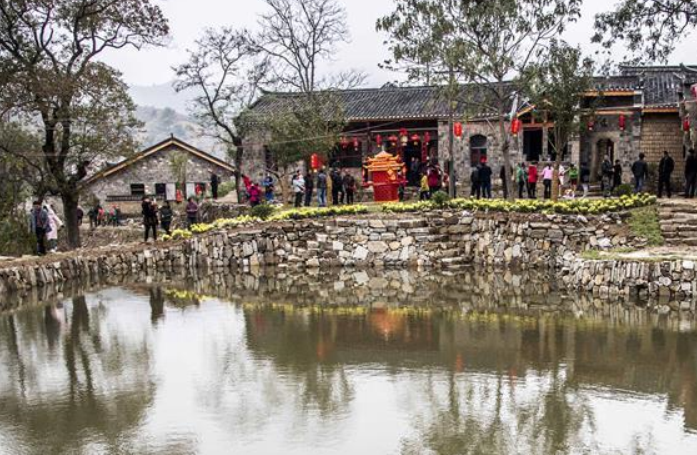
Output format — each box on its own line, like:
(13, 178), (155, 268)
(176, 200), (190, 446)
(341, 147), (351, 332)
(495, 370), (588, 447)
(331, 144), (363, 168)
(155, 183), (166, 197)
(470, 135), (487, 166)
(130, 184), (145, 196)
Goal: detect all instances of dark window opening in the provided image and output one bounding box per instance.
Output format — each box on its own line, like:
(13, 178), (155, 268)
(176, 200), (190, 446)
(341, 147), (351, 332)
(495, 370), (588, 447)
(470, 135), (488, 166)
(331, 145), (363, 168)
(155, 183), (166, 197)
(523, 129), (543, 162)
(130, 184), (145, 196)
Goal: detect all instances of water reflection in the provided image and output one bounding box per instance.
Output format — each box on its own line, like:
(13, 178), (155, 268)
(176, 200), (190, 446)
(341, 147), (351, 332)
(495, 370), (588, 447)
(0, 269), (696, 454)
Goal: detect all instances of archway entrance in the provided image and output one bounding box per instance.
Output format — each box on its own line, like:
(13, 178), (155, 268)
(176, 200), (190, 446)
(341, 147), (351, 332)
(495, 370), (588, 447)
(470, 135), (488, 166)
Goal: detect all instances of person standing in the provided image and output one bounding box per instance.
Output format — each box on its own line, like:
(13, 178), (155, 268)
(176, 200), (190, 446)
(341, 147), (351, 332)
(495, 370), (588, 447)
(304, 171), (315, 207)
(262, 175), (275, 202)
(248, 183), (261, 207)
(527, 163), (538, 199)
(631, 153), (649, 193)
(658, 151), (675, 198)
(580, 163), (591, 198)
(612, 159), (623, 190)
(142, 197), (158, 242)
(420, 172), (430, 200)
(516, 163), (527, 199)
(292, 172), (305, 208)
(160, 201), (173, 235)
(500, 166), (509, 199)
(479, 158), (493, 199)
(76, 206), (84, 226)
(29, 201), (50, 256)
(330, 168), (343, 205)
(317, 168), (328, 207)
(470, 163), (481, 199)
(210, 173), (220, 200)
(542, 163), (554, 199)
(558, 163), (567, 189)
(685, 149), (697, 199)
(45, 204), (63, 253)
(601, 157), (614, 197)
(343, 171), (356, 205)
(185, 197), (199, 227)
(568, 164), (579, 198)
(427, 163), (443, 194)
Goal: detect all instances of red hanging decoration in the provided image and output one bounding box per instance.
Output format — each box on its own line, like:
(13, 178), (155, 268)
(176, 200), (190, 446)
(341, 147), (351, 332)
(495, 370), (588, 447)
(388, 134), (399, 146)
(340, 136), (349, 148)
(375, 134), (382, 146)
(691, 84), (697, 99)
(684, 118), (691, 132)
(353, 137), (359, 149)
(310, 153), (321, 170)
(510, 118), (521, 135)
(410, 133), (421, 145)
(587, 119), (595, 132)
(619, 114), (626, 131)
(424, 132), (431, 144)
(453, 122), (463, 138)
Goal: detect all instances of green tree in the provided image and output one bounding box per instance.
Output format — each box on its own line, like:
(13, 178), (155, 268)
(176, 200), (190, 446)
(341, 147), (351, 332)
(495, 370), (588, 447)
(0, 0), (169, 249)
(378, 0), (582, 199)
(594, 0), (697, 63)
(169, 151), (188, 197)
(525, 40), (595, 199)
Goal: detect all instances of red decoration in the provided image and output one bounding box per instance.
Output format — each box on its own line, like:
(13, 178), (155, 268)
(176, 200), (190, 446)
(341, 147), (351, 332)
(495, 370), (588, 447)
(310, 153), (321, 170)
(691, 84), (697, 99)
(587, 119), (595, 131)
(388, 134), (399, 145)
(353, 137), (359, 149)
(376, 134), (382, 146)
(424, 132), (431, 144)
(410, 133), (421, 145)
(340, 136), (349, 148)
(619, 114), (626, 131)
(453, 122), (463, 138)
(684, 118), (691, 132)
(510, 118), (521, 135)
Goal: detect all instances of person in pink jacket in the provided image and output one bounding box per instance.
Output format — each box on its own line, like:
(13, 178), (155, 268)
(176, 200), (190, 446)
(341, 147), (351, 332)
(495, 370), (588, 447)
(542, 164), (554, 199)
(527, 163), (539, 199)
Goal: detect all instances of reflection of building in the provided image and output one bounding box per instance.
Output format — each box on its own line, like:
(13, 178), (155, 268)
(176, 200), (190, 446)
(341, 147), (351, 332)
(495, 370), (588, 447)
(244, 65), (697, 192)
(243, 307), (697, 431)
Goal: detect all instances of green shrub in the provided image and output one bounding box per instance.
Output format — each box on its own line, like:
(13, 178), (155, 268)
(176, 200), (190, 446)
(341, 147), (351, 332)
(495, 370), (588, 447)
(431, 190), (451, 207)
(250, 203), (277, 220)
(0, 215), (35, 256)
(612, 184), (634, 197)
(628, 206), (664, 247)
(217, 181), (236, 198)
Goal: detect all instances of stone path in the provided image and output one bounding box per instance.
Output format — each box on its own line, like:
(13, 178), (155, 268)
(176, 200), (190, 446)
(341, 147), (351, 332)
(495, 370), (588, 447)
(659, 199), (697, 246)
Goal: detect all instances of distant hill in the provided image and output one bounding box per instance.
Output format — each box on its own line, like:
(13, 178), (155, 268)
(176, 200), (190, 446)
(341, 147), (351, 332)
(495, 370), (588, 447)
(130, 82), (227, 159)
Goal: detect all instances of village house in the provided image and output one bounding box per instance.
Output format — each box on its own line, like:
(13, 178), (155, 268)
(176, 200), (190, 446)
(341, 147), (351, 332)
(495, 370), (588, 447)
(243, 65), (697, 194)
(81, 136), (236, 204)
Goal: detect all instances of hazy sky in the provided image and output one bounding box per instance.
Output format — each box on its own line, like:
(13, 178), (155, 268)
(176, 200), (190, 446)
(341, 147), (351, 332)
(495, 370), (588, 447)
(103, 0), (697, 88)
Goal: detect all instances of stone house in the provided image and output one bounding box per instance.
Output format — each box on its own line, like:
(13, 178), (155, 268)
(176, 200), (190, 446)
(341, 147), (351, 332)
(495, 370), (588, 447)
(81, 136), (236, 204)
(242, 65), (697, 194)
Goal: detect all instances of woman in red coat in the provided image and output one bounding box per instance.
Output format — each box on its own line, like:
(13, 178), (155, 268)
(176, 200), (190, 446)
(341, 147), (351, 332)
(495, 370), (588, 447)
(527, 164), (538, 199)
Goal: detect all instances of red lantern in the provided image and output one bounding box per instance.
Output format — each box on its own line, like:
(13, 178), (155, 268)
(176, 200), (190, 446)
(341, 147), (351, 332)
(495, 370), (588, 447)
(587, 119), (595, 132)
(411, 133), (421, 145)
(510, 118), (521, 135)
(453, 122), (463, 138)
(388, 134), (399, 145)
(684, 118), (691, 132)
(340, 136), (349, 148)
(310, 153), (321, 170)
(353, 137), (359, 149)
(424, 132), (431, 144)
(619, 114), (626, 131)
(376, 134), (382, 146)
(691, 84), (697, 99)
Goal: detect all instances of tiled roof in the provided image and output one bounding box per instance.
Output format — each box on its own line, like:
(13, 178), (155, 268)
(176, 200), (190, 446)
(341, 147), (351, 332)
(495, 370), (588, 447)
(248, 83), (517, 122)
(591, 76), (639, 93)
(620, 65), (697, 107)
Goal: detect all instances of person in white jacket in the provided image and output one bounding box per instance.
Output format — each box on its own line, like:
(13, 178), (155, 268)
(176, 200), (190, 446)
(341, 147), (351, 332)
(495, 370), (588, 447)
(45, 204), (64, 253)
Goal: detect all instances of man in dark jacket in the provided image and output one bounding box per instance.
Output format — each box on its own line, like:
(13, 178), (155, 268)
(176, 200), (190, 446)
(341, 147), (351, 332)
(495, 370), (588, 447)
(303, 171), (314, 207)
(470, 164), (481, 199)
(210, 173), (220, 199)
(631, 153), (649, 193)
(658, 151), (675, 198)
(29, 200), (50, 255)
(479, 159), (493, 199)
(686, 149), (697, 199)
(142, 197), (158, 242)
(330, 168), (343, 205)
(160, 201), (174, 235)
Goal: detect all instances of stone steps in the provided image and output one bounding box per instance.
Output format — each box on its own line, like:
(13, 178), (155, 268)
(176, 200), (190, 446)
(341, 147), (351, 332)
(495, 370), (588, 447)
(658, 200), (697, 245)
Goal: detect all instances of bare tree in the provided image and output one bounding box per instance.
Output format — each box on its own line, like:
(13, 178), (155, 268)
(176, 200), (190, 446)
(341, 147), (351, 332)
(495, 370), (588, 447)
(174, 28), (265, 198)
(0, 0), (169, 248)
(253, 0), (351, 94)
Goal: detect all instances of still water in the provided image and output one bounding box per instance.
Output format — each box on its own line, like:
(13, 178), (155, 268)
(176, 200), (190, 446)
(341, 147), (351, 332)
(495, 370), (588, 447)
(1, 269), (697, 455)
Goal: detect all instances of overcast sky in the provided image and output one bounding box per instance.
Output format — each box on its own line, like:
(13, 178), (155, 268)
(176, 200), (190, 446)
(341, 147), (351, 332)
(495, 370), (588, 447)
(103, 0), (697, 88)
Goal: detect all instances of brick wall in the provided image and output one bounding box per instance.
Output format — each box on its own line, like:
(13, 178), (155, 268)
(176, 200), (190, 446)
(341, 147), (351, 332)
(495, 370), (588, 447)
(641, 114), (685, 190)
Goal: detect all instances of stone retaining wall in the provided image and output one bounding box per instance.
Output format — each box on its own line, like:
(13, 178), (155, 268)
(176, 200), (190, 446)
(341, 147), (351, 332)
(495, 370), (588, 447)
(0, 210), (694, 305)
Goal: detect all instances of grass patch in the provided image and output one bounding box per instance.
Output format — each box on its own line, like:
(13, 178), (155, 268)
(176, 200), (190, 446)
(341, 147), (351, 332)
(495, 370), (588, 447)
(628, 206), (664, 247)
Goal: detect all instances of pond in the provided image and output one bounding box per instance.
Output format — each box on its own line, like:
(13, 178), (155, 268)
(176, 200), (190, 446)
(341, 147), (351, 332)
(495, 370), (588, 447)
(1, 269), (696, 455)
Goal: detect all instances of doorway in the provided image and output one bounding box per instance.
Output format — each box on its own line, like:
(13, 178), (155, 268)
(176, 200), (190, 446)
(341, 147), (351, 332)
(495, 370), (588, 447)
(523, 129), (543, 162)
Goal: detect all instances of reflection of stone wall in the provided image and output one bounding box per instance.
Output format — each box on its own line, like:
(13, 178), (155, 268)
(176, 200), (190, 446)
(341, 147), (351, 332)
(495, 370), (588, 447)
(0, 210), (695, 305)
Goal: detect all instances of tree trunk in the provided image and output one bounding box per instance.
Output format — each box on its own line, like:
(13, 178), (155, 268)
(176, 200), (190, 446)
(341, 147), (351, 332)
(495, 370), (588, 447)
(278, 168), (291, 206)
(234, 147), (243, 202)
(499, 116), (514, 201)
(61, 191), (81, 249)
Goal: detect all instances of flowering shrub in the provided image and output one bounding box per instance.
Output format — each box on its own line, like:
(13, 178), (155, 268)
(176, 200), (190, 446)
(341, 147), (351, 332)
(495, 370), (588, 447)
(163, 205), (369, 241)
(383, 194), (657, 215)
